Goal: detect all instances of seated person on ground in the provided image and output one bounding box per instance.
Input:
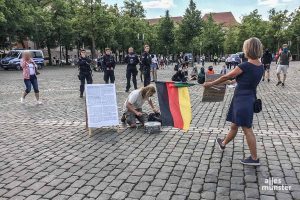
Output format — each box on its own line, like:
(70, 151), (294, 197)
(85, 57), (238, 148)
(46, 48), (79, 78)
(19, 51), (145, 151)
(172, 67), (187, 82)
(220, 65), (228, 75)
(190, 66), (198, 80)
(207, 66), (215, 75)
(198, 67), (205, 84)
(121, 85), (159, 128)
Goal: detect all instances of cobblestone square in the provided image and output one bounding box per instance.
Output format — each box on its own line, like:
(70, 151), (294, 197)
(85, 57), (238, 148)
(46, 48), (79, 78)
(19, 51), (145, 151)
(1, 62), (300, 200)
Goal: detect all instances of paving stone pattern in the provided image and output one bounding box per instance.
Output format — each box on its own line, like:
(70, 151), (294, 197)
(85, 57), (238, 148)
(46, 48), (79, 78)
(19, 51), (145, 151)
(0, 62), (300, 200)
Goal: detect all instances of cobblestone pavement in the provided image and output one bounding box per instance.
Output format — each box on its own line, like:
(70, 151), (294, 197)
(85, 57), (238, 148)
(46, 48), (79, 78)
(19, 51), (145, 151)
(0, 62), (300, 200)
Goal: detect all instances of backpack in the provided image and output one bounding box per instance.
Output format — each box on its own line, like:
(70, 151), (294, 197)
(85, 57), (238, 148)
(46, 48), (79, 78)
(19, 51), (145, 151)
(279, 51), (290, 65)
(148, 112), (162, 122)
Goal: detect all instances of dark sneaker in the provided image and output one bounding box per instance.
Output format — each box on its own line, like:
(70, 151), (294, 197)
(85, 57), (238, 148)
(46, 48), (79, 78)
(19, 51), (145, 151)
(240, 156), (260, 166)
(276, 81), (282, 86)
(121, 113), (126, 123)
(80, 94), (83, 98)
(262, 78), (264, 81)
(125, 89), (129, 93)
(282, 83), (285, 87)
(267, 79), (270, 82)
(216, 138), (225, 151)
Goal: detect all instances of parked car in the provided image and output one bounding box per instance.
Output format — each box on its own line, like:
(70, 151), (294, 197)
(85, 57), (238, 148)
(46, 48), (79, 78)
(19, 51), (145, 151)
(184, 53), (193, 63)
(0, 49), (44, 70)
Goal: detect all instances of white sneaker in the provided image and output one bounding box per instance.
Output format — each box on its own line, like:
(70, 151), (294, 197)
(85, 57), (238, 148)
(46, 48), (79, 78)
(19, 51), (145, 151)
(20, 97), (24, 104)
(37, 101), (43, 105)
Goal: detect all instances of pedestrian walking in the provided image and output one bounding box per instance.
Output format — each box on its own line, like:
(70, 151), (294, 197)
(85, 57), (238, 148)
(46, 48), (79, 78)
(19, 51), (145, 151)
(204, 37), (264, 166)
(102, 48), (116, 84)
(151, 54), (158, 82)
(213, 54), (218, 66)
(78, 49), (93, 98)
(201, 54), (205, 67)
(276, 44), (292, 87)
(261, 48), (272, 82)
(124, 47), (139, 92)
(141, 45), (152, 87)
(20, 51), (42, 104)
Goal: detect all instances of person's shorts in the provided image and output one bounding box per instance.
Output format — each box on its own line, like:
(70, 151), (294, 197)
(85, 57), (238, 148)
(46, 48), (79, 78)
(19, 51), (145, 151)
(150, 63), (157, 70)
(277, 65), (288, 74)
(264, 64), (270, 70)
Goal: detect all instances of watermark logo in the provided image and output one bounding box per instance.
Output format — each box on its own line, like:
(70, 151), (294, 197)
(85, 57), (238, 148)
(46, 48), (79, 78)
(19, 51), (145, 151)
(262, 177), (291, 191)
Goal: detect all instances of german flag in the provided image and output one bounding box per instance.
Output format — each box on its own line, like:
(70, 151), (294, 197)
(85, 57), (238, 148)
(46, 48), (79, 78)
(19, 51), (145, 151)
(155, 82), (192, 131)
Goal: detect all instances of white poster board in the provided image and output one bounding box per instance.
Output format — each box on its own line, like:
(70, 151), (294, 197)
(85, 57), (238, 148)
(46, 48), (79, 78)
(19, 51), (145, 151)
(85, 84), (119, 128)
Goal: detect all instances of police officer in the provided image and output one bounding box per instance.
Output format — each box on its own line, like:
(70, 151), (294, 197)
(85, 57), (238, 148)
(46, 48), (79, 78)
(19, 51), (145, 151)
(78, 49), (93, 98)
(124, 47), (139, 92)
(141, 45), (152, 87)
(102, 48), (116, 84)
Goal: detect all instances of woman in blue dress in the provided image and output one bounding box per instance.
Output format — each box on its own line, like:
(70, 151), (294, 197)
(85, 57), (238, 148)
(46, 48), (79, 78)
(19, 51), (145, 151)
(204, 37), (264, 166)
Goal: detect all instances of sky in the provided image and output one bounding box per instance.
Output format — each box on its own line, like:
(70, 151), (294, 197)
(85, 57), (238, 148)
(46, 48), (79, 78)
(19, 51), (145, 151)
(103, 0), (300, 22)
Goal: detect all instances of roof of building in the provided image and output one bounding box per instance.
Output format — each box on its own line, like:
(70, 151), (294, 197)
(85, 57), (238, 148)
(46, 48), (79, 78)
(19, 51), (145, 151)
(147, 16), (183, 25)
(146, 12), (238, 27)
(202, 12), (238, 27)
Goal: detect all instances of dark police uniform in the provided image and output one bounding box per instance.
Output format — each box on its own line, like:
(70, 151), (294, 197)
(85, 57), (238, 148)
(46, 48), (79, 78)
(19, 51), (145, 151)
(102, 54), (116, 84)
(141, 51), (152, 87)
(124, 52), (139, 91)
(78, 57), (93, 97)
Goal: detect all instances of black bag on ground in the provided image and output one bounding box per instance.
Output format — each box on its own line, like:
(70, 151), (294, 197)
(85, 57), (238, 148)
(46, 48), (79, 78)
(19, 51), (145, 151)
(148, 113), (162, 123)
(174, 64), (179, 71)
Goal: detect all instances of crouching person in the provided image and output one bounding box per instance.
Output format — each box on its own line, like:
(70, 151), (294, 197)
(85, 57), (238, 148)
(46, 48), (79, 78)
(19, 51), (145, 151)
(121, 85), (159, 128)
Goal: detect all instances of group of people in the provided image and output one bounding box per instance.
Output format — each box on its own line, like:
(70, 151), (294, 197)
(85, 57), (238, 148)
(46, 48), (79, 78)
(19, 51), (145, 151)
(18, 37), (293, 167)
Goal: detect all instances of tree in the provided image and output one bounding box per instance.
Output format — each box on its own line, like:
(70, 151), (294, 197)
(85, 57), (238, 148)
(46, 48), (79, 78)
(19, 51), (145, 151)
(198, 14), (224, 56)
(266, 8), (290, 52)
(288, 7), (300, 59)
(73, 0), (109, 59)
(223, 26), (239, 54)
(236, 9), (267, 50)
(123, 0), (145, 18)
(178, 0), (202, 54)
(157, 10), (175, 55)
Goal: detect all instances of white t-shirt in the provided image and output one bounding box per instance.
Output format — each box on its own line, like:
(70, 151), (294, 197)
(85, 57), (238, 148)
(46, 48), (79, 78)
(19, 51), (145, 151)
(28, 63), (35, 75)
(123, 89), (148, 112)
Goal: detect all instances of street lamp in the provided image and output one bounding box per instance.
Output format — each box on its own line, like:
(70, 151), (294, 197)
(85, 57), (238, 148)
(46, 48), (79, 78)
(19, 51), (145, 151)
(200, 41), (202, 56)
(137, 33), (144, 55)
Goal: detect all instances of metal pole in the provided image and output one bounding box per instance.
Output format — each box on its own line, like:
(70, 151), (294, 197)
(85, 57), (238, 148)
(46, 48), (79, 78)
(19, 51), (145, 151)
(297, 36), (300, 61)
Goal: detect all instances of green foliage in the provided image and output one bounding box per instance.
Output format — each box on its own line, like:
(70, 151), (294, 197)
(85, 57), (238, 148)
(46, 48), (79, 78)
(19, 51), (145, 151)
(123, 0), (145, 18)
(197, 14), (224, 56)
(177, 0), (202, 50)
(157, 10), (175, 55)
(0, 1), (299, 59)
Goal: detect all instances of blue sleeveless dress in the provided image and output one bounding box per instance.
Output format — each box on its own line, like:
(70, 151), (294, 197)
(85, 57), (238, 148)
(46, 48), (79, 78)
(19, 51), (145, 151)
(226, 62), (264, 128)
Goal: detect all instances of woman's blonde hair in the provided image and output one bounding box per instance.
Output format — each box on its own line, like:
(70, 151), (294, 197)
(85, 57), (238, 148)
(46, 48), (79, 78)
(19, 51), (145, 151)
(141, 85), (156, 99)
(243, 37), (263, 60)
(22, 51), (32, 59)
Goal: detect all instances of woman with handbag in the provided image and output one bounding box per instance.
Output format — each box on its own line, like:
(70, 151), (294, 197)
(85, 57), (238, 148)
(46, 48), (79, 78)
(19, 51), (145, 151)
(20, 51), (42, 105)
(203, 37), (264, 166)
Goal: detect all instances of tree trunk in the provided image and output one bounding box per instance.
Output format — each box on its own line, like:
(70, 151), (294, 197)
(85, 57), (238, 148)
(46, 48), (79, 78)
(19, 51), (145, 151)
(91, 35), (96, 59)
(47, 44), (52, 66)
(21, 40), (26, 49)
(66, 47), (69, 64)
